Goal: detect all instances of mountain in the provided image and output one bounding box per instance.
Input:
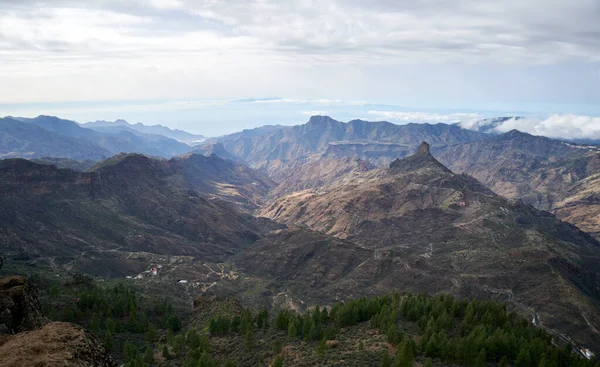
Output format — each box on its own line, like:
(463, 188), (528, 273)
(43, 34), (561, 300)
(0, 153), (278, 276)
(0, 117), (110, 160)
(201, 116), (488, 178)
(437, 130), (600, 239)
(84, 119), (205, 145)
(256, 143), (600, 349)
(194, 142), (248, 166)
(2, 116), (193, 159)
(270, 156), (378, 197)
(207, 125), (289, 143)
(32, 157), (97, 171)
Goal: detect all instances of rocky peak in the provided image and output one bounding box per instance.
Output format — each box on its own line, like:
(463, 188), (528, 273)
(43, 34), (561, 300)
(388, 141), (451, 174)
(307, 115), (337, 125)
(417, 141), (431, 154)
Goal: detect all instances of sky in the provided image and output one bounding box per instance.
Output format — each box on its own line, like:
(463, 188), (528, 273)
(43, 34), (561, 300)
(1, 0), (599, 137)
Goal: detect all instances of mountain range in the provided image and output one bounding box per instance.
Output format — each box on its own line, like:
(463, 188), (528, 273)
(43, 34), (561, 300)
(83, 119), (205, 145)
(1, 114), (600, 356)
(0, 115), (196, 160)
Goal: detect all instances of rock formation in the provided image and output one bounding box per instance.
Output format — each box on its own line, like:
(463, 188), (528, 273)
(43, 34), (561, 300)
(0, 276), (45, 333)
(0, 322), (116, 367)
(0, 276), (116, 366)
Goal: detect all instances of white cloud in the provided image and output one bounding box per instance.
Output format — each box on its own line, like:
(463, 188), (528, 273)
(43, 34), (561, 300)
(493, 115), (600, 140)
(367, 110), (482, 123)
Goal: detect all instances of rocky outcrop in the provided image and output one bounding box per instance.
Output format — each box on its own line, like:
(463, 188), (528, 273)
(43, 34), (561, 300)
(0, 322), (116, 367)
(0, 276), (116, 366)
(388, 141), (451, 174)
(0, 276), (45, 333)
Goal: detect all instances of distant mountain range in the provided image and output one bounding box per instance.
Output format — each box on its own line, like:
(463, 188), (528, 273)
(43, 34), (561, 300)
(205, 115), (486, 179)
(83, 119), (205, 145)
(0, 115), (194, 160)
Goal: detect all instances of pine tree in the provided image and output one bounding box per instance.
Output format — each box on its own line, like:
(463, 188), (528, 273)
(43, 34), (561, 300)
(273, 355), (284, 367)
(146, 323), (158, 343)
(359, 340), (365, 352)
(498, 356), (509, 367)
(288, 321), (297, 340)
(475, 348), (487, 367)
(143, 346), (154, 364)
(104, 330), (114, 352)
(198, 352), (215, 367)
(273, 338), (282, 354)
(162, 345), (169, 359)
(515, 348), (531, 367)
(244, 330), (254, 352)
(381, 350), (391, 367)
(90, 312), (101, 330)
(395, 337), (414, 367)
(167, 315), (182, 333)
(423, 358), (433, 367)
(317, 337), (327, 357)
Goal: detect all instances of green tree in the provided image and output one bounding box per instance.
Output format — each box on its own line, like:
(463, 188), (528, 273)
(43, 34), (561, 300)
(498, 356), (509, 367)
(273, 355), (284, 367)
(143, 346), (154, 364)
(223, 359), (237, 367)
(381, 350), (392, 367)
(359, 340), (365, 352)
(288, 322), (297, 340)
(167, 315), (182, 333)
(394, 337), (414, 367)
(104, 330), (114, 352)
(317, 337), (327, 357)
(475, 348), (487, 367)
(90, 312), (101, 330)
(273, 338), (282, 355)
(198, 352), (215, 367)
(162, 345), (169, 359)
(423, 358), (433, 367)
(146, 323), (159, 343)
(105, 318), (116, 333)
(244, 330), (254, 352)
(515, 348), (531, 367)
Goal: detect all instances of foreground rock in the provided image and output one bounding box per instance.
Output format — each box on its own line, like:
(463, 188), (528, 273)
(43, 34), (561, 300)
(0, 276), (45, 333)
(0, 276), (116, 367)
(0, 322), (116, 367)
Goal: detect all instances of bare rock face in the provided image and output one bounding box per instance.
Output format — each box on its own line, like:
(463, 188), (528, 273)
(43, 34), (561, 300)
(0, 276), (46, 333)
(0, 322), (116, 367)
(417, 141), (430, 154)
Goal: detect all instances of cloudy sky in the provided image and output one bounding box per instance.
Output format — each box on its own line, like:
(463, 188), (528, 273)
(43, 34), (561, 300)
(1, 0), (599, 137)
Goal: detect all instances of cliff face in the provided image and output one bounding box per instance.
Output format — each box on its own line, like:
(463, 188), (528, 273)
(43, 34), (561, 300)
(0, 276), (46, 333)
(0, 276), (116, 367)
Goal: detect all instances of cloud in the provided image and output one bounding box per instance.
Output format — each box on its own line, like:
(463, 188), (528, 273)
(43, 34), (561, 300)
(368, 110), (481, 123)
(1, 0), (600, 105)
(491, 114), (600, 140)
